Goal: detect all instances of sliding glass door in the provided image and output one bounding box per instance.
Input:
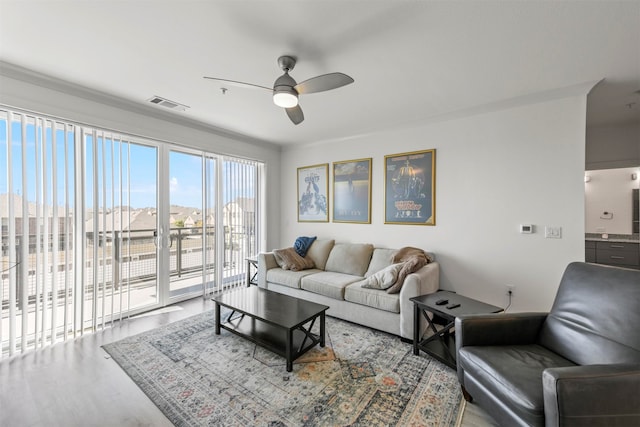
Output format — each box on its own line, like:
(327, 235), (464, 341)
(1, 105), (263, 359)
(164, 151), (261, 299)
(105, 140), (160, 313)
(166, 149), (214, 301)
(0, 112), (164, 356)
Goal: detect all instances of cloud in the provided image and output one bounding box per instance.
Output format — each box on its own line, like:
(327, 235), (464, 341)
(170, 177), (179, 192)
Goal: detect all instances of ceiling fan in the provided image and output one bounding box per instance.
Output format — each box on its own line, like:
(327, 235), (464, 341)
(204, 56), (354, 125)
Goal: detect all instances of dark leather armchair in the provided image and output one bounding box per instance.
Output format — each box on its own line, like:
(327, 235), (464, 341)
(455, 262), (640, 427)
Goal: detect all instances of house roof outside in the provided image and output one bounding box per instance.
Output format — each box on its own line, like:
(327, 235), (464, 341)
(0, 193), (67, 218)
(227, 197), (256, 214)
(2, 194), (254, 231)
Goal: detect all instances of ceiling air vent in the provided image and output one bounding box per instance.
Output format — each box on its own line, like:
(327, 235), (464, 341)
(146, 96), (189, 112)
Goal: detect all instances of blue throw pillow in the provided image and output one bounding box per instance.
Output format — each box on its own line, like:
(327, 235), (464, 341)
(294, 236), (317, 257)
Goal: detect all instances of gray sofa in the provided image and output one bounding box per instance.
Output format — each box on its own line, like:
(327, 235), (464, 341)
(257, 239), (440, 340)
(456, 262), (640, 427)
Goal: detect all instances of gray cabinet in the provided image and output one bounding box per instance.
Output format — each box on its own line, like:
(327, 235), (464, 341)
(587, 240), (640, 270)
(585, 240), (596, 263)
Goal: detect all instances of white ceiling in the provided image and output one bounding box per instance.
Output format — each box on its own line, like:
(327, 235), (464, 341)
(1, 1), (639, 146)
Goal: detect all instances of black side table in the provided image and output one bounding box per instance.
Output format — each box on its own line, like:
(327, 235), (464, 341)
(245, 256), (258, 286)
(411, 291), (502, 369)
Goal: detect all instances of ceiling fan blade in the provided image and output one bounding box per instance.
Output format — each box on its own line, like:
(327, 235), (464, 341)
(203, 77), (272, 92)
(294, 72), (354, 94)
(286, 105), (304, 125)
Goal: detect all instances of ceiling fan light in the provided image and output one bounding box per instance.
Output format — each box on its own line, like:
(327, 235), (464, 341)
(273, 89), (298, 108)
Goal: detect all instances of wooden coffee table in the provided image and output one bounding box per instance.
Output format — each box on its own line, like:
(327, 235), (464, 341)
(213, 287), (329, 372)
(411, 291), (502, 369)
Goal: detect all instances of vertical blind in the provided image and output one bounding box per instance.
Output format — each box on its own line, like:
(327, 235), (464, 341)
(200, 155), (263, 296)
(215, 157), (262, 293)
(1, 106), (263, 358)
(0, 110), (141, 356)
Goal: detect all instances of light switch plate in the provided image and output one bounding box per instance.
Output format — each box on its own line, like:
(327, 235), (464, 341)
(545, 226), (562, 239)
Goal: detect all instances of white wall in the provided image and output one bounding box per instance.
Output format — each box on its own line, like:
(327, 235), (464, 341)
(585, 167), (640, 234)
(1, 67), (589, 312)
(586, 122), (640, 170)
(0, 69), (282, 252)
(280, 96), (587, 312)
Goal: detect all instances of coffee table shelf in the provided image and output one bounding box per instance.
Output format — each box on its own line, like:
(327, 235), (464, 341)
(223, 314), (320, 362)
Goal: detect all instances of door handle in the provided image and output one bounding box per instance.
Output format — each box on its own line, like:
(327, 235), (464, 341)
(163, 234), (173, 249)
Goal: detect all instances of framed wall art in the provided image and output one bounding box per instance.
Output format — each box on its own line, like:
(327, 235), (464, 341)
(297, 163), (329, 222)
(333, 158), (372, 223)
(384, 149), (436, 225)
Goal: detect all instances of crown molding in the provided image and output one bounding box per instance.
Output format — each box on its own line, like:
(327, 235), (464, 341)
(0, 60), (280, 151)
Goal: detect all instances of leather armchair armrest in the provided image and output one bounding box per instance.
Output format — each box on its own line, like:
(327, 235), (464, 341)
(543, 364), (640, 427)
(455, 312), (548, 348)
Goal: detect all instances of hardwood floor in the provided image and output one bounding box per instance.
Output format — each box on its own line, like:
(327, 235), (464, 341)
(0, 298), (211, 427)
(460, 402), (499, 427)
(0, 296), (497, 427)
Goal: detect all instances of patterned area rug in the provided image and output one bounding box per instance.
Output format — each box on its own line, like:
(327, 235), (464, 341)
(103, 311), (463, 426)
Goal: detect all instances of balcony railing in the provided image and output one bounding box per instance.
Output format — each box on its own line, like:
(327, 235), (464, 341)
(1, 226), (255, 310)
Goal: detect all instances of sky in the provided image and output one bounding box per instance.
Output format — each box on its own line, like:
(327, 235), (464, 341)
(1, 115), (255, 211)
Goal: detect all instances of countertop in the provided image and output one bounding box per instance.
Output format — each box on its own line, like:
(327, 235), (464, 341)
(585, 235), (639, 243)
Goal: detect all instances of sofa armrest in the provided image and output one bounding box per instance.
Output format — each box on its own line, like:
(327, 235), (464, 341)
(543, 364), (640, 427)
(398, 262), (440, 339)
(400, 262), (440, 300)
(455, 312), (548, 348)
(257, 252), (278, 288)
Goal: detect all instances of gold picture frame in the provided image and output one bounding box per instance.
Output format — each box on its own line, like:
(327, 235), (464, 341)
(297, 163), (329, 222)
(384, 149), (436, 225)
(332, 158), (372, 223)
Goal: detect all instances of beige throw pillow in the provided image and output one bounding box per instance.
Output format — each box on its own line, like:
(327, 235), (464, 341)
(386, 247), (433, 294)
(361, 263), (404, 290)
(273, 247), (315, 271)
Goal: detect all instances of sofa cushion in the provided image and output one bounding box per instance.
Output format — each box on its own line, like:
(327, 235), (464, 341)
(345, 281), (400, 313)
(266, 268), (320, 289)
(458, 344), (575, 426)
(301, 271), (362, 300)
(325, 243), (374, 276)
(361, 263), (404, 290)
(273, 247), (315, 271)
(364, 248), (397, 277)
(306, 239), (335, 270)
